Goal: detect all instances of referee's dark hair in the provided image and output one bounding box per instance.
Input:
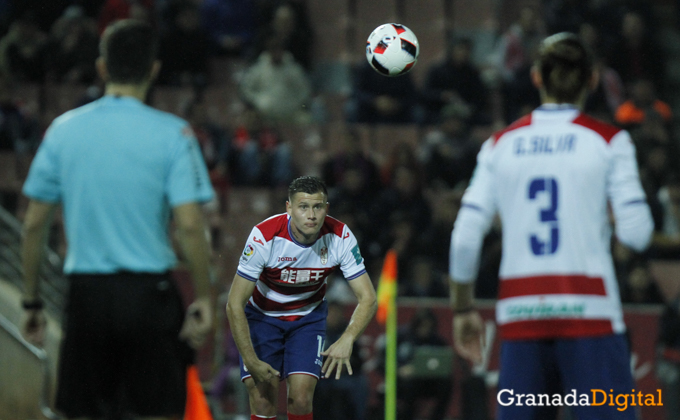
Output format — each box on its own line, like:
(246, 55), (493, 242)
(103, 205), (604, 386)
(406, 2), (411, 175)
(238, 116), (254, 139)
(288, 176), (328, 201)
(99, 20), (158, 84)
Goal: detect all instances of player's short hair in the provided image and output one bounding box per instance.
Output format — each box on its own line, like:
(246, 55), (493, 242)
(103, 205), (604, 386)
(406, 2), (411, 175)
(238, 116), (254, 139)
(99, 20), (157, 84)
(536, 32), (593, 103)
(288, 176), (328, 201)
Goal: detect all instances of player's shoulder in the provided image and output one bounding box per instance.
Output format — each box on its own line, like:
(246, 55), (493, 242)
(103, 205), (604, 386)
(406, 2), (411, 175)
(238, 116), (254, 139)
(491, 114), (533, 145)
(571, 113), (623, 144)
(319, 215), (347, 238)
(254, 213), (290, 242)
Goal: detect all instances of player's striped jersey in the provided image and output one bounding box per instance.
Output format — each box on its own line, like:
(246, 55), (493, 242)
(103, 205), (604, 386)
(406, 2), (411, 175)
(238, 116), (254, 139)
(450, 105), (654, 340)
(237, 213), (367, 320)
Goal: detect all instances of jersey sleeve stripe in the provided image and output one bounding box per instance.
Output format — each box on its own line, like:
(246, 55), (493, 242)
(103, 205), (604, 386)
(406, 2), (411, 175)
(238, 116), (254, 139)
(499, 275), (607, 299)
(622, 198), (647, 206)
(346, 269), (367, 281)
(461, 203), (485, 213)
(237, 270), (259, 282)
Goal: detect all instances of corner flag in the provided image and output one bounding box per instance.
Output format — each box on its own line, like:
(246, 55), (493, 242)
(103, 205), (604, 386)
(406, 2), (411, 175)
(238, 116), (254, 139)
(376, 250), (398, 420)
(376, 249), (397, 325)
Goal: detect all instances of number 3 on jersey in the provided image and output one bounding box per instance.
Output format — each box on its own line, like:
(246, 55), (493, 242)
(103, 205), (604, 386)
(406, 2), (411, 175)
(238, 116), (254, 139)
(528, 177), (559, 255)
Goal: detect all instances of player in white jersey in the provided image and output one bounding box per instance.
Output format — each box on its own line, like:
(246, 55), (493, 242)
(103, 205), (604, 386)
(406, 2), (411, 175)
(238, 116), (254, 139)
(226, 176), (377, 420)
(449, 33), (654, 419)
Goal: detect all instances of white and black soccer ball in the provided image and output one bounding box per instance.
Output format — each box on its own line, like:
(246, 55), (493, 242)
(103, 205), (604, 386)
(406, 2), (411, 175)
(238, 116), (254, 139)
(366, 23), (419, 77)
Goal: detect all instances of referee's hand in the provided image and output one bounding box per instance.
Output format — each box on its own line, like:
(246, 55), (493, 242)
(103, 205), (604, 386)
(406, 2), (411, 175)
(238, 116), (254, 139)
(179, 297), (213, 349)
(21, 309), (47, 347)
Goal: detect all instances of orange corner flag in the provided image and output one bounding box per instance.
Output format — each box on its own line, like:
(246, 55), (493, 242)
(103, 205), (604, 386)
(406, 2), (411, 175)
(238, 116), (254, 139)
(185, 365), (213, 420)
(376, 249), (398, 325)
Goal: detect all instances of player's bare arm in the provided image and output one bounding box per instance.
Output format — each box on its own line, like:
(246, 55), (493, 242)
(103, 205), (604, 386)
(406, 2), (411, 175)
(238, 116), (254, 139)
(321, 272), (377, 379)
(20, 199), (57, 346)
(226, 274), (280, 382)
(174, 202), (214, 349)
(450, 280), (485, 364)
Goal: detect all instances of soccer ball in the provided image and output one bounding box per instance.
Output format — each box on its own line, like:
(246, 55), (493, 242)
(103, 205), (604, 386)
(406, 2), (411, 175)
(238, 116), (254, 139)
(366, 23), (419, 76)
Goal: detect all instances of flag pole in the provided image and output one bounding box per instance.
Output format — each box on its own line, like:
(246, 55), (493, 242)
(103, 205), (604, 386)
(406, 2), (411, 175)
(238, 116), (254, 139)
(384, 282), (397, 420)
(376, 250), (398, 420)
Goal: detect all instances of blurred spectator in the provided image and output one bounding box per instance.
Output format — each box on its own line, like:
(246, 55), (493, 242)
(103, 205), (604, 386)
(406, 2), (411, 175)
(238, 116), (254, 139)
(580, 23), (625, 121)
(615, 79), (672, 127)
(419, 185), (464, 275)
(230, 108), (294, 187)
(607, 11), (663, 87)
(182, 97), (230, 207)
(0, 76), (41, 214)
(418, 104), (479, 188)
(240, 36), (312, 125)
(98, 0), (153, 33)
(400, 255), (448, 298)
(346, 61), (419, 124)
(422, 37), (489, 125)
(543, 0), (587, 34)
(650, 174), (680, 259)
(495, 6), (545, 83)
(0, 76), (41, 154)
(313, 302), (369, 420)
(158, 1), (209, 88)
(0, 14), (48, 83)
(200, 0), (256, 56)
(657, 298), (680, 420)
(620, 261), (663, 304)
(322, 127), (381, 192)
(46, 6), (99, 84)
(370, 165), (432, 272)
(374, 309), (453, 420)
(380, 142), (421, 187)
(10, 0), (72, 32)
(255, 1), (314, 71)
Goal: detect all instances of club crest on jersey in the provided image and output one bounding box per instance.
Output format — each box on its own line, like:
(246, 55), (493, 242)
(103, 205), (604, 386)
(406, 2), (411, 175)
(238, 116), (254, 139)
(241, 243), (256, 263)
(320, 247), (328, 265)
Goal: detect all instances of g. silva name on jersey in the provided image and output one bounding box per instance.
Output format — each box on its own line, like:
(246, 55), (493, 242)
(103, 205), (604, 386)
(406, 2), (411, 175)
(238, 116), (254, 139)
(514, 134), (576, 155)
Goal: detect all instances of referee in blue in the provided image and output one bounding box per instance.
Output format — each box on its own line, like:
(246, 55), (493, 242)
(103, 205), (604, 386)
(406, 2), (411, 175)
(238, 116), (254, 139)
(20, 20), (214, 420)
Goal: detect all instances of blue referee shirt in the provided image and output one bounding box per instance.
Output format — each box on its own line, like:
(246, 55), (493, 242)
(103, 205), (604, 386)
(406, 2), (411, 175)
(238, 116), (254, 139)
(23, 95), (214, 274)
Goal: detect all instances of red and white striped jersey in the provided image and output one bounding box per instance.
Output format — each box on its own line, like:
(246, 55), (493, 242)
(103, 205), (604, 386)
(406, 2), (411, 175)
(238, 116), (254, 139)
(450, 105), (654, 340)
(237, 213), (367, 320)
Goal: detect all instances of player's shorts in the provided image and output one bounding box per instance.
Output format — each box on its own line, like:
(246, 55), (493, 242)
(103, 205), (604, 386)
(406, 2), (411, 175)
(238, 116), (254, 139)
(240, 300), (327, 381)
(56, 272), (194, 419)
(497, 334), (636, 420)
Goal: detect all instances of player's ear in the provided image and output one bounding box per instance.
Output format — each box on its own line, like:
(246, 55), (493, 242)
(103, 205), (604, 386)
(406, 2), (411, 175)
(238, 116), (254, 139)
(530, 65), (543, 90)
(96, 57), (109, 82)
(589, 67), (600, 92)
(149, 60), (161, 82)
(286, 200), (291, 216)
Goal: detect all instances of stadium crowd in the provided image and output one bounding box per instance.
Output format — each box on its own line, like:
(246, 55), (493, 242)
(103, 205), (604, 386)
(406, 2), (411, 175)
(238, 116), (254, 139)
(1, 0), (680, 418)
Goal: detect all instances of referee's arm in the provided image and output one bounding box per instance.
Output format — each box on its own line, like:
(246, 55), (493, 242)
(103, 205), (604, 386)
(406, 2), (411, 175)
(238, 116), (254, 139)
(174, 202), (214, 349)
(21, 199), (57, 345)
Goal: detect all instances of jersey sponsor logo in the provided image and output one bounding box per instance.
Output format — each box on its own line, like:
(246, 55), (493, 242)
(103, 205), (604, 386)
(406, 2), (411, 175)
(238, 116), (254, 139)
(241, 243), (256, 263)
(320, 247), (328, 265)
(280, 268), (325, 285)
(343, 232), (350, 239)
(505, 301), (585, 319)
(277, 256), (298, 262)
(351, 245), (363, 265)
(253, 237), (264, 246)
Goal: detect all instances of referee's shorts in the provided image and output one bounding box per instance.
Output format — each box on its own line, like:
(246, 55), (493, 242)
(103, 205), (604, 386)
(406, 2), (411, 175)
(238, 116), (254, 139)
(56, 271), (194, 419)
